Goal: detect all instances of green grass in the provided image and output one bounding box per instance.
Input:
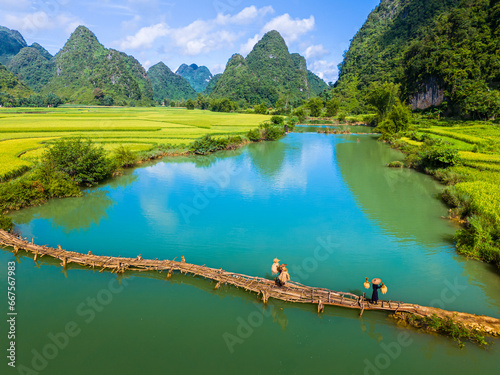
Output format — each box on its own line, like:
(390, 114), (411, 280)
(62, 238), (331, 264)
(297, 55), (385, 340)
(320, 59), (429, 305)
(0, 107), (270, 178)
(399, 118), (500, 267)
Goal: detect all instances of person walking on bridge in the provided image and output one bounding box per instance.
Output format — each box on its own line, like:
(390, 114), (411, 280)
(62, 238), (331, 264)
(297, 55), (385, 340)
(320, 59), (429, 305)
(371, 278), (383, 304)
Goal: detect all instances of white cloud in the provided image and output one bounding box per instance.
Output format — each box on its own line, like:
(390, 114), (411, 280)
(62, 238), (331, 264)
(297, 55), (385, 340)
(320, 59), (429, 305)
(117, 6), (273, 55)
(210, 63), (226, 75)
(261, 14), (315, 44)
(4, 11), (84, 37)
(168, 15), (243, 55)
(239, 33), (260, 55)
(310, 60), (338, 83)
(119, 23), (169, 50)
(216, 5), (274, 25)
(303, 44), (329, 60)
(239, 13), (315, 56)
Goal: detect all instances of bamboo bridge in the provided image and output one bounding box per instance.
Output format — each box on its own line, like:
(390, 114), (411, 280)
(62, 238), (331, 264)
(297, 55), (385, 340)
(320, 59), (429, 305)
(1, 229), (499, 336)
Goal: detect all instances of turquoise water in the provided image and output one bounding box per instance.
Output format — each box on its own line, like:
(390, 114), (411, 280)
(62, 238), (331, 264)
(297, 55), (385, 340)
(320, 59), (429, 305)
(1, 133), (499, 374)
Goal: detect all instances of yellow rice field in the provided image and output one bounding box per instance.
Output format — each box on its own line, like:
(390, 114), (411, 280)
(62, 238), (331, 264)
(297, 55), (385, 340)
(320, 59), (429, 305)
(0, 107), (270, 179)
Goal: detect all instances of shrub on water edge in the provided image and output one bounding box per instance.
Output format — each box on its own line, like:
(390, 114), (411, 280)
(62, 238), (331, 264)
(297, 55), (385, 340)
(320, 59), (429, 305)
(285, 116), (299, 131)
(387, 161), (404, 168)
(247, 128), (261, 142)
(247, 121), (286, 142)
(397, 313), (489, 348)
(113, 145), (137, 168)
(404, 140), (461, 170)
(420, 146), (461, 169)
(0, 163), (82, 213)
(0, 214), (13, 232)
(261, 122), (285, 141)
(456, 215), (500, 268)
(190, 135), (244, 155)
(42, 138), (114, 186)
(270, 115), (285, 125)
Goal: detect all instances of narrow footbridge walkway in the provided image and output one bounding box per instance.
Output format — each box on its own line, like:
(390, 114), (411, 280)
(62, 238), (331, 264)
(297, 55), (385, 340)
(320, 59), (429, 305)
(1, 229), (499, 335)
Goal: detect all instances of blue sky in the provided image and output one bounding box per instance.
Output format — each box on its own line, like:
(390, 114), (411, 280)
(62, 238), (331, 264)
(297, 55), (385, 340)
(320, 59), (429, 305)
(0, 0), (380, 82)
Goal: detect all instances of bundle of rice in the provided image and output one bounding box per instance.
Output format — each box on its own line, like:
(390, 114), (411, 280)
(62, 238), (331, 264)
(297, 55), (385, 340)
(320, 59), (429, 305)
(364, 277), (370, 289)
(279, 267), (290, 285)
(272, 258), (280, 274)
(381, 283), (388, 295)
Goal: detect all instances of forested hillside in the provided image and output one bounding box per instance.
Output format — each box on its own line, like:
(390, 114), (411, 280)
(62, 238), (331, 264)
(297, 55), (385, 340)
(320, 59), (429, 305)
(176, 64), (213, 92)
(43, 26), (153, 105)
(148, 62), (197, 102)
(0, 26), (27, 65)
(333, 0), (500, 119)
(0, 63), (32, 99)
(203, 73), (222, 96)
(210, 30), (327, 105)
(8, 47), (55, 92)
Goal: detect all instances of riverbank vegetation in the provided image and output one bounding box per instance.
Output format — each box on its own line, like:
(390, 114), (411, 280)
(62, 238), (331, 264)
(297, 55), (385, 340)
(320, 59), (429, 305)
(0, 106), (272, 181)
(394, 312), (490, 348)
(383, 115), (500, 269)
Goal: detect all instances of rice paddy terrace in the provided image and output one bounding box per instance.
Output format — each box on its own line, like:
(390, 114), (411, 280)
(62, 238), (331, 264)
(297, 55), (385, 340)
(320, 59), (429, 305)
(0, 106), (271, 180)
(1, 229), (499, 337)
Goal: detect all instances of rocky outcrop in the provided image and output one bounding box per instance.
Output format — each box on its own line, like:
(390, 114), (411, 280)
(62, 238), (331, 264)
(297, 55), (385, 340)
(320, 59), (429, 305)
(410, 78), (445, 110)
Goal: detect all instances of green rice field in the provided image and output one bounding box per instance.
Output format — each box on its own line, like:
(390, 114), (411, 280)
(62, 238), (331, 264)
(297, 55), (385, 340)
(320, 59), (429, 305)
(402, 120), (500, 239)
(0, 106), (271, 180)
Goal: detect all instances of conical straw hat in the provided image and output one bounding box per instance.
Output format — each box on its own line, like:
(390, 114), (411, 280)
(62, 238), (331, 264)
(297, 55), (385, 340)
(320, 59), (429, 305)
(372, 278), (382, 285)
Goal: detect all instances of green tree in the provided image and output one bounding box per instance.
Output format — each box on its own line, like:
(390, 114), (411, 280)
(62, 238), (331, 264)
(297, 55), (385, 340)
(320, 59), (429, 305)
(42, 138), (113, 185)
(367, 81), (400, 119)
(102, 95), (114, 106)
(254, 103), (268, 114)
(325, 98), (340, 117)
(293, 107), (306, 123)
(377, 98), (412, 135)
(307, 97), (324, 117)
(186, 99), (195, 110)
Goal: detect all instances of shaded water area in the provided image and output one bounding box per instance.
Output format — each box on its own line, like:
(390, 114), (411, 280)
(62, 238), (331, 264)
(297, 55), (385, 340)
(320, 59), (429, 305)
(2, 133), (500, 374)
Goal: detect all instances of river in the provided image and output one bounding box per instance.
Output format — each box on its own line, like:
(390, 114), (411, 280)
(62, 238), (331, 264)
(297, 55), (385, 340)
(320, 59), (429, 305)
(1, 131), (499, 374)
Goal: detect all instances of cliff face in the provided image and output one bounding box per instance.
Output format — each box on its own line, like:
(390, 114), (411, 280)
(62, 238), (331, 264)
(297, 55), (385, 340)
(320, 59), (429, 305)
(410, 78), (444, 110)
(335, 0), (461, 100)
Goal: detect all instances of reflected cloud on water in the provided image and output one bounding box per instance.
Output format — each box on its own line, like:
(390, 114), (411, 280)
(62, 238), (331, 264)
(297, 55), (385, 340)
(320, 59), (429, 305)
(13, 189), (115, 233)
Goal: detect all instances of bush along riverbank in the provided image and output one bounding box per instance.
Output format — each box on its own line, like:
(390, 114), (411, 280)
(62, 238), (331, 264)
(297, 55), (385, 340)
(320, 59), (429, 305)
(0, 119), (289, 231)
(392, 312), (490, 349)
(381, 117), (500, 271)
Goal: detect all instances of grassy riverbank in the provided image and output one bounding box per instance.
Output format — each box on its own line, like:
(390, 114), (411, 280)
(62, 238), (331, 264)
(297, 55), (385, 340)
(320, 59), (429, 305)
(394, 116), (500, 268)
(0, 106), (271, 181)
